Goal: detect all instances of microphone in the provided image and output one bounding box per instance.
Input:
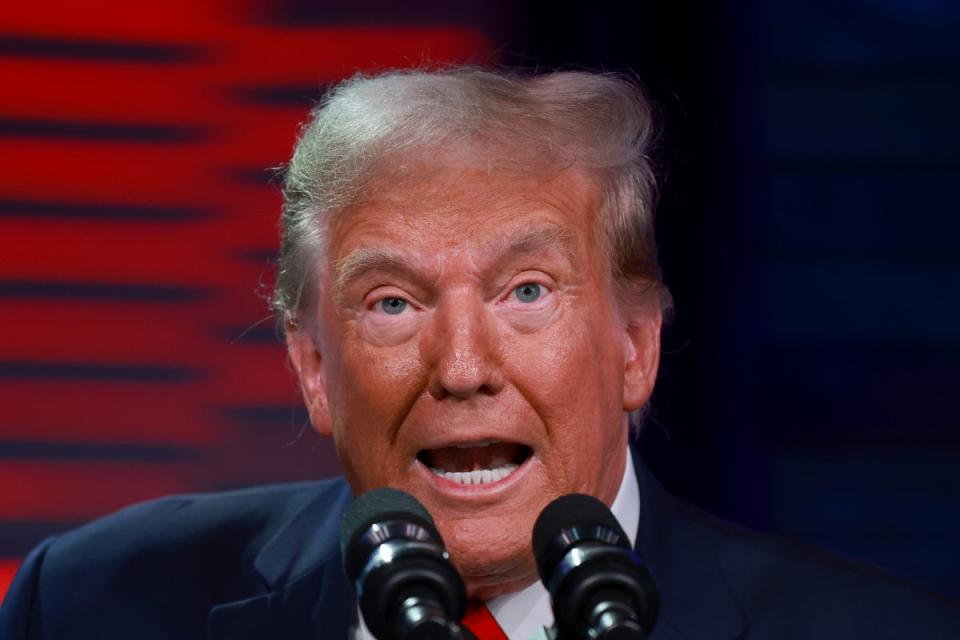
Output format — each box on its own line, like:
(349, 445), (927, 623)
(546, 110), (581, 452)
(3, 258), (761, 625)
(533, 494), (659, 640)
(339, 487), (470, 640)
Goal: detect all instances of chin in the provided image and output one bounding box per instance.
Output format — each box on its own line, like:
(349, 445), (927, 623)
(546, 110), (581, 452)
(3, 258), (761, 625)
(438, 517), (539, 599)
(465, 570), (540, 600)
(457, 550), (540, 600)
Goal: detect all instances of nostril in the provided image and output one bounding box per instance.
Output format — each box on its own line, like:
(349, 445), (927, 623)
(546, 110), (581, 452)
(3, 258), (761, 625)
(428, 356), (501, 400)
(429, 376), (501, 401)
(433, 363), (492, 399)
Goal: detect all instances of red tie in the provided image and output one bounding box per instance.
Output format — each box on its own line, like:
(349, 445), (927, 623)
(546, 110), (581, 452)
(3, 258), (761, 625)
(461, 600), (509, 640)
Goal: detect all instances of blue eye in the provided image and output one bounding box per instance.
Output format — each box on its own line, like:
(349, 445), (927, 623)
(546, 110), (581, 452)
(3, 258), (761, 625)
(379, 297), (407, 315)
(513, 282), (542, 303)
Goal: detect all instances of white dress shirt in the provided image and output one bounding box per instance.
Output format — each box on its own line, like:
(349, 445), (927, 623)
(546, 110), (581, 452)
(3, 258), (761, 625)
(353, 446), (640, 640)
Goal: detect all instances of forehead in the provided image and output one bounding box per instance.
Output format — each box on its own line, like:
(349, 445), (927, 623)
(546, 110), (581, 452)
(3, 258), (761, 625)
(328, 159), (602, 261)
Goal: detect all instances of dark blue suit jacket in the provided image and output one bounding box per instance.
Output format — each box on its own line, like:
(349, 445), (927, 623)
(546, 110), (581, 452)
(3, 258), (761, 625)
(2, 447), (958, 639)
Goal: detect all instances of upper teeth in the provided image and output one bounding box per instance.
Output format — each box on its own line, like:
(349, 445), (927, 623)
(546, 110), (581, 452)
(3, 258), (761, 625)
(432, 463), (518, 485)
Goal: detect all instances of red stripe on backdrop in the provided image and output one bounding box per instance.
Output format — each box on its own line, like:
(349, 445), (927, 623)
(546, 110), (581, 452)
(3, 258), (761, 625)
(214, 28), (494, 82)
(0, 300), (217, 362)
(0, 206), (281, 278)
(205, 342), (299, 405)
(0, 220), (234, 284)
(0, 60), (224, 124)
(0, 381), (226, 445)
(0, 0), (250, 42)
(0, 294), (294, 362)
(0, 294), (289, 369)
(0, 220), (288, 288)
(0, 349), (302, 441)
(0, 140), (303, 202)
(0, 559), (19, 605)
(0, 461), (196, 521)
(0, 141), (214, 202)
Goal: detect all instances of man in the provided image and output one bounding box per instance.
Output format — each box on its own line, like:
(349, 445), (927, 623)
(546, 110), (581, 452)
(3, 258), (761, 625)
(2, 67), (958, 639)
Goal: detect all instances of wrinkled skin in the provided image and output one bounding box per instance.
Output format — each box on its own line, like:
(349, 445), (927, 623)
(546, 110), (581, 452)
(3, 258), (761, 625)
(287, 158), (662, 598)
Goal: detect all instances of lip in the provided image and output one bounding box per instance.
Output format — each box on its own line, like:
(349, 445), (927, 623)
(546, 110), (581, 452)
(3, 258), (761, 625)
(413, 432), (529, 451)
(413, 450), (535, 499)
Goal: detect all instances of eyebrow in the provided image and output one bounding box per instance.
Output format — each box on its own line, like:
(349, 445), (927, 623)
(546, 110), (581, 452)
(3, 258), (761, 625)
(483, 223), (577, 272)
(333, 223), (577, 302)
(333, 247), (422, 303)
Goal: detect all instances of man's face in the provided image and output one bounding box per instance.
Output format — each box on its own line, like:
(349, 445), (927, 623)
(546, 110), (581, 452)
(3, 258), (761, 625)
(288, 159), (661, 598)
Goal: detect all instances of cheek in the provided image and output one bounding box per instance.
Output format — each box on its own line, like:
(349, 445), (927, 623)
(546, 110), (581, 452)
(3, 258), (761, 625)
(328, 339), (427, 486)
(504, 306), (625, 476)
(511, 309), (622, 417)
(335, 330), (424, 413)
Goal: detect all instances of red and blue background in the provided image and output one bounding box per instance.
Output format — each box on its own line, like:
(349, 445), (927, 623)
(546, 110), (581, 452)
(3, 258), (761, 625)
(2, 0), (958, 601)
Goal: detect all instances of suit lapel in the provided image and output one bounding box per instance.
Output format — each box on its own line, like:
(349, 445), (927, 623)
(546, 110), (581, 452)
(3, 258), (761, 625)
(632, 446), (746, 640)
(207, 479), (357, 640)
(207, 556), (355, 640)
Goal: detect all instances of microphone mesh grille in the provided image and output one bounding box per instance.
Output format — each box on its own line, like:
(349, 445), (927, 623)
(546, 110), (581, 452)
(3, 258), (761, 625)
(532, 493), (627, 575)
(339, 487), (439, 578)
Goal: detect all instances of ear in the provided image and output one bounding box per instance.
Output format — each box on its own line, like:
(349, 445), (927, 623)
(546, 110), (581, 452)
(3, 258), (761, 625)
(621, 306), (663, 412)
(285, 320), (332, 437)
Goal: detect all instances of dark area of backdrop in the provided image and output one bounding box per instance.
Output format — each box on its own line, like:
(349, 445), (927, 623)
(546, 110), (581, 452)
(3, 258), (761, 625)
(1, 0), (958, 600)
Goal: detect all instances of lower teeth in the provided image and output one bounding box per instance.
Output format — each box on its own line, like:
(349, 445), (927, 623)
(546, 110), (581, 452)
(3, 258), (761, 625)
(432, 464), (519, 485)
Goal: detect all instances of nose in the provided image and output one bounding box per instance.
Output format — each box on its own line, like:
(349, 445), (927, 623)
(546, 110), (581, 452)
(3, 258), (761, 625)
(422, 293), (505, 400)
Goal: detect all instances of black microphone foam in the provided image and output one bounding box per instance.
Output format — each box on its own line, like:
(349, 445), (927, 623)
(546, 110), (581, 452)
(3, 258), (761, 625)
(533, 493), (630, 581)
(533, 493), (659, 640)
(339, 487), (440, 581)
(339, 488), (467, 640)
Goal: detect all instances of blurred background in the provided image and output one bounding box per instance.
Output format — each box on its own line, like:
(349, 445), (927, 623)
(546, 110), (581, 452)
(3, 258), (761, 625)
(1, 0), (958, 600)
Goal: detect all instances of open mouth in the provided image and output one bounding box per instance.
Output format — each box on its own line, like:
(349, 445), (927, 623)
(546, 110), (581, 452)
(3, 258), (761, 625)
(417, 441), (532, 486)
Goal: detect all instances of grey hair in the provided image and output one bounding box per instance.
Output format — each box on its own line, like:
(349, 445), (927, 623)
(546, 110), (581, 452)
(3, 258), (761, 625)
(273, 66), (672, 325)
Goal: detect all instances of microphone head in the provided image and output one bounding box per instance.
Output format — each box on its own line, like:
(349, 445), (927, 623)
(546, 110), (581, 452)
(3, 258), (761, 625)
(533, 493), (630, 584)
(339, 487), (440, 581)
(339, 488), (467, 640)
(533, 493), (659, 639)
